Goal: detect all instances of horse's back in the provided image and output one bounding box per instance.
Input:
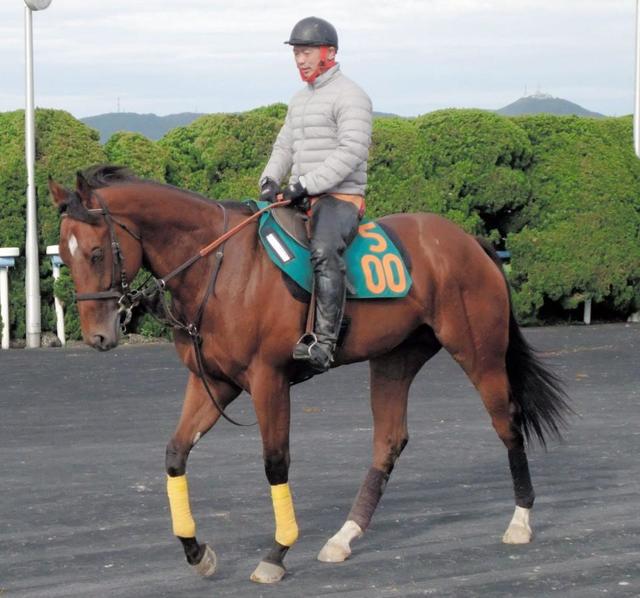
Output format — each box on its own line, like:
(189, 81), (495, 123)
(378, 211), (498, 275)
(377, 211), (510, 326)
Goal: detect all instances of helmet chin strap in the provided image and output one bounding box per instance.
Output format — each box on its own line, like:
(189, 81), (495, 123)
(299, 46), (336, 83)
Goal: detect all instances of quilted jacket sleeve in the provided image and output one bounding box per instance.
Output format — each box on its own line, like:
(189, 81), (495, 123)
(259, 110), (294, 186)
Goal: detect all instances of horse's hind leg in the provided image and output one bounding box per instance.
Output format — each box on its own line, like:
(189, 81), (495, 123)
(165, 372), (241, 576)
(436, 299), (534, 544)
(472, 367), (534, 543)
(318, 338), (438, 562)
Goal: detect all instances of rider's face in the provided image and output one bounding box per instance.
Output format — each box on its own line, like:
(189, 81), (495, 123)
(293, 45), (336, 78)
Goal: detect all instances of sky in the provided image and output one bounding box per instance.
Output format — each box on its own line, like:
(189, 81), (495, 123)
(0, 0), (636, 118)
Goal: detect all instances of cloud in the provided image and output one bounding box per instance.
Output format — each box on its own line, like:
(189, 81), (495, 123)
(0, 0), (635, 117)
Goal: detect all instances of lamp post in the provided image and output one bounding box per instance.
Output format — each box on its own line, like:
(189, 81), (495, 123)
(635, 0), (640, 157)
(23, 0), (52, 348)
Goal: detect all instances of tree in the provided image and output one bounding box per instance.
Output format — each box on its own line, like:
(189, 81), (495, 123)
(0, 109), (105, 339)
(104, 131), (168, 181)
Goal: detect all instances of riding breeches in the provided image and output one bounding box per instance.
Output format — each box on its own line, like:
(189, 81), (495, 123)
(308, 195), (361, 347)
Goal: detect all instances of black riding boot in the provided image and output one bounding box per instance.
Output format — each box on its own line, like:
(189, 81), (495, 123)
(293, 195), (359, 373)
(293, 265), (346, 372)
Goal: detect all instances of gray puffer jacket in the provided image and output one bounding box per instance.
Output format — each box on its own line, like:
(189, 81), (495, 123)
(260, 64), (372, 196)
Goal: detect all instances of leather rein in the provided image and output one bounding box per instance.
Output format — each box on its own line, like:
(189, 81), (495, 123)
(71, 193), (290, 426)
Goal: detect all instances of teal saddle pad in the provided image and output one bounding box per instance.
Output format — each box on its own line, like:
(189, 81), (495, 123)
(255, 201), (412, 299)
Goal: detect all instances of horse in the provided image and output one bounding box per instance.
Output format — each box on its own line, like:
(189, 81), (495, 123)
(48, 165), (570, 584)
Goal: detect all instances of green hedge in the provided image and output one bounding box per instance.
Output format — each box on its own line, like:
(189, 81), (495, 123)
(0, 107), (638, 343)
(506, 115), (640, 321)
(0, 109), (105, 340)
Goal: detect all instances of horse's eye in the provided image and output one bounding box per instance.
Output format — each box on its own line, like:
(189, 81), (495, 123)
(90, 248), (104, 264)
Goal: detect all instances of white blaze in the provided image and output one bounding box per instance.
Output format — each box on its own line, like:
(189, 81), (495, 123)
(68, 234), (78, 258)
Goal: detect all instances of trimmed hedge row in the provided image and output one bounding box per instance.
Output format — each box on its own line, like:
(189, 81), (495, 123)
(0, 106), (638, 342)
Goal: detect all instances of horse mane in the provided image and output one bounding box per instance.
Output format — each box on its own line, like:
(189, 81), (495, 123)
(79, 164), (220, 206)
(63, 164), (254, 221)
(80, 164), (139, 190)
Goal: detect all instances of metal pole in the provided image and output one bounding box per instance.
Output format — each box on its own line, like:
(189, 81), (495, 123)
(635, 0), (640, 157)
(24, 5), (41, 348)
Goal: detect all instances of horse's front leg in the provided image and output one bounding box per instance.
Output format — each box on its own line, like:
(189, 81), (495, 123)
(166, 372), (240, 576)
(249, 369), (298, 584)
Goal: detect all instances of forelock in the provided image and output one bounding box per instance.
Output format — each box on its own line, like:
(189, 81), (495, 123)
(59, 192), (101, 225)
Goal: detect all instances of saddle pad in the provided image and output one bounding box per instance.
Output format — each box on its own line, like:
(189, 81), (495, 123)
(255, 201), (412, 299)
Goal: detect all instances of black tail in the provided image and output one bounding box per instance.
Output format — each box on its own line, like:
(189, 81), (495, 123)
(476, 238), (572, 447)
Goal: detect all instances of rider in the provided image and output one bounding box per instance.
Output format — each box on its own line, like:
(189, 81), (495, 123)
(259, 16), (373, 373)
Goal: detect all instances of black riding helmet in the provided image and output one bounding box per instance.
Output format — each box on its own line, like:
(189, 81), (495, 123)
(284, 16), (338, 49)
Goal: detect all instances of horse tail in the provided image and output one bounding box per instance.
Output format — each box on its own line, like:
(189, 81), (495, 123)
(475, 237), (572, 447)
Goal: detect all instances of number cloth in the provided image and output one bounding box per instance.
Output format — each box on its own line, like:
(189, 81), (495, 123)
(256, 201), (412, 299)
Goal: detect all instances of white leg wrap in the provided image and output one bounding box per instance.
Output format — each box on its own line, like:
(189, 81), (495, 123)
(317, 520), (363, 563)
(502, 505), (533, 544)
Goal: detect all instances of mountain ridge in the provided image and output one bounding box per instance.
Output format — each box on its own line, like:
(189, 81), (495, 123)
(81, 95), (606, 142)
(495, 93), (604, 118)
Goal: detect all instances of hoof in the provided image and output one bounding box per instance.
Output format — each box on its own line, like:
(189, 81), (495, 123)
(318, 520), (362, 563)
(502, 523), (532, 544)
(250, 560), (286, 584)
(317, 538), (351, 563)
(191, 544), (217, 577)
(503, 506), (533, 544)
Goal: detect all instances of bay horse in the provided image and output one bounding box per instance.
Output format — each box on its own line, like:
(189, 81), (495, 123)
(49, 165), (569, 584)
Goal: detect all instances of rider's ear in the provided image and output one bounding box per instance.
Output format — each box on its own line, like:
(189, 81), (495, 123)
(76, 170), (93, 206)
(48, 177), (72, 210)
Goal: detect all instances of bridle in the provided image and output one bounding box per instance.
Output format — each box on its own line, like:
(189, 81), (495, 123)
(66, 191), (290, 426)
(73, 192), (141, 306)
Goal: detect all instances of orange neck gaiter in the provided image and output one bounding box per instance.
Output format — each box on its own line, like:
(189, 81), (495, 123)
(299, 47), (336, 83)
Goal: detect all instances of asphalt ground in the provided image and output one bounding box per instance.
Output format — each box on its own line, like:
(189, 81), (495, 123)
(1, 323), (639, 598)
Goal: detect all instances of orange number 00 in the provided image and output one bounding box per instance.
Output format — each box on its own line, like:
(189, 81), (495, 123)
(361, 254), (407, 294)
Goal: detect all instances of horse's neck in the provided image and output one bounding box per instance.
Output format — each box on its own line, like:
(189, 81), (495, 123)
(116, 185), (224, 288)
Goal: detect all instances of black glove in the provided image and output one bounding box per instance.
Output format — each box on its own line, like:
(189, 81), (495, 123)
(282, 180), (308, 208)
(259, 178), (280, 203)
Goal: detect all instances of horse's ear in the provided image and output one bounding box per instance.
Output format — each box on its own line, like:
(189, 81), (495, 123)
(48, 177), (72, 210)
(76, 170), (92, 205)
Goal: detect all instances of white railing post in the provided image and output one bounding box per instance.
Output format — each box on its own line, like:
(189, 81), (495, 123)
(46, 245), (65, 346)
(583, 298), (592, 325)
(0, 248), (20, 350)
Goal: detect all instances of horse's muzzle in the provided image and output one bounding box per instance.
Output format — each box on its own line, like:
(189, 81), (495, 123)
(90, 333), (118, 351)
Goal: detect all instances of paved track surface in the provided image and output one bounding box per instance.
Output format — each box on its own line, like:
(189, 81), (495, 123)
(1, 323), (639, 597)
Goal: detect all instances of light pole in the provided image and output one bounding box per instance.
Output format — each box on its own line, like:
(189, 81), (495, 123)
(635, 0), (640, 157)
(23, 0), (52, 348)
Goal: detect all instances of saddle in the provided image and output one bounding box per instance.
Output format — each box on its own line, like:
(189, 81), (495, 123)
(253, 201), (412, 300)
(271, 205), (310, 248)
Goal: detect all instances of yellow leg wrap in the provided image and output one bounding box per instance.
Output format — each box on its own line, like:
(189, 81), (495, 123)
(167, 474), (196, 538)
(271, 483), (299, 547)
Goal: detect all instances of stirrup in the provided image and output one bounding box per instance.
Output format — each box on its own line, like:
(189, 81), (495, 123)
(292, 333), (333, 372)
(292, 333), (319, 360)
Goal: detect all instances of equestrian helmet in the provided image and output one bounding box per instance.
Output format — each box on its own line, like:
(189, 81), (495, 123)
(285, 16), (338, 49)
